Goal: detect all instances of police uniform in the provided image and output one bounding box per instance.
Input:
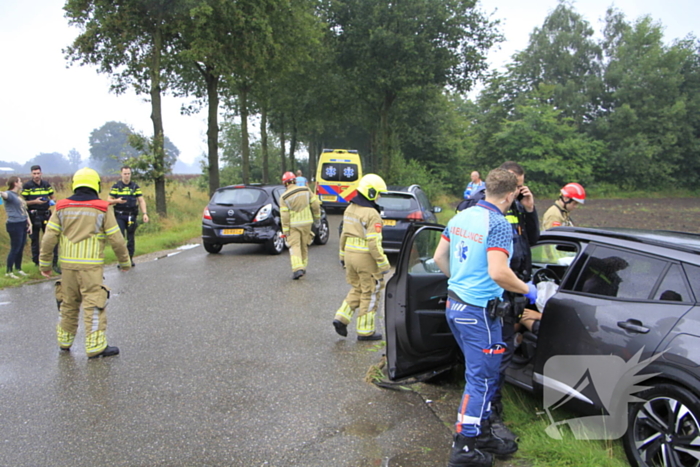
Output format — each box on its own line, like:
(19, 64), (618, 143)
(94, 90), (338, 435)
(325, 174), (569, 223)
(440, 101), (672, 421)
(40, 178), (130, 357)
(21, 179), (57, 266)
(334, 195), (391, 338)
(542, 201), (573, 230)
(280, 184), (321, 276)
(109, 180), (143, 260)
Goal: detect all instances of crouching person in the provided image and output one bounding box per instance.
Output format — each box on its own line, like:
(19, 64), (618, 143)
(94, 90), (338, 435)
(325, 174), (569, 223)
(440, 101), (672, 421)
(40, 168), (131, 359)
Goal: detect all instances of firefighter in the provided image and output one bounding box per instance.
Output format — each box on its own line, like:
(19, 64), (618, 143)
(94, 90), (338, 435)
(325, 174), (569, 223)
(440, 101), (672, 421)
(280, 171), (321, 280)
(40, 168), (131, 359)
(542, 182), (586, 230)
(108, 166), (149, 267)
(333, 174), (391, 341)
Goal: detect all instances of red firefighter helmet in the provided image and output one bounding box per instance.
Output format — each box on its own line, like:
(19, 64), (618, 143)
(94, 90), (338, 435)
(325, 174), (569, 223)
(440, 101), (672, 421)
(560, 183), (586, 204)
(281, 172), (296, 184)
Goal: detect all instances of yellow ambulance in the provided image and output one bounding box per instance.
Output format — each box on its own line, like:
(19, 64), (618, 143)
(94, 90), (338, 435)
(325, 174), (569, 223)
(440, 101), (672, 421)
(315, 149), (363, 210)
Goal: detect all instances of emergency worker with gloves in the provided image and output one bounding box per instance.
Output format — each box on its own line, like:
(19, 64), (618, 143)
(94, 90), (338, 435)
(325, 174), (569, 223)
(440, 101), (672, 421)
(280, 171), (321, 280)
(433, 169), (537, 467)
(108, 166), (149, 267)
(333, 174), (391, 341)
(489, 161), (540, 443)
(40, 168), (131, 359)
(542, 182), (586, 230)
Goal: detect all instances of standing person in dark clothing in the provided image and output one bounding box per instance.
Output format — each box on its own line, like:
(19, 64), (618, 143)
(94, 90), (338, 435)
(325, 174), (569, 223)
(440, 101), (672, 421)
(21, 165), (59, 272)
(108, 166), (149, 267)
(2, 176), (32, 278)
(490, 161), (540, 442)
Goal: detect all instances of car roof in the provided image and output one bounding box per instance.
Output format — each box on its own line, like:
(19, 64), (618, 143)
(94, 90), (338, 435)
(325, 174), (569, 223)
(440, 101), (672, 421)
(217, 184), (282, 193)
(385, 185), (421, 194)
(541, 227), (700, 256)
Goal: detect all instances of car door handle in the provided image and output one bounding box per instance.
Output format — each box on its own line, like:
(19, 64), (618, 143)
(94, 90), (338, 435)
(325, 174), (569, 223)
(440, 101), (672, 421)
(617, 320), (650, 334)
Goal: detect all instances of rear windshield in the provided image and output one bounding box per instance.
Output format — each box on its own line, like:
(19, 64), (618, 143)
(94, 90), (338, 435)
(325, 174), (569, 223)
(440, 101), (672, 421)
(320, 163), (358, 182)
(378, 194), (419, 213)
(212, 188), (266, 205)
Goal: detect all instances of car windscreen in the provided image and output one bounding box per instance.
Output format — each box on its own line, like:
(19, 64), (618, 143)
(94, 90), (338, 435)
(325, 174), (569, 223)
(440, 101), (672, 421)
(377, 194), (420, 217)
(212, 188), (266, 206)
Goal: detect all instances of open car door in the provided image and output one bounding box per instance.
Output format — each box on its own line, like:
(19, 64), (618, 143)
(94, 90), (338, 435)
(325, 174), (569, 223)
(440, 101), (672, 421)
(385, 224), (459, 381)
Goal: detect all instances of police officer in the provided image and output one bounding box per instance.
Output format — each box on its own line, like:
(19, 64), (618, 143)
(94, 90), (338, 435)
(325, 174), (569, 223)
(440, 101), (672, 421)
(280, 171), (321, 280)
(108, 166), (149, 267)
(433, 168), (537, 467)
(333, 174), (391, 341)
(21, 165), (59, 271)
(542, 182), (586, 230)
(40, 168), (131, 358)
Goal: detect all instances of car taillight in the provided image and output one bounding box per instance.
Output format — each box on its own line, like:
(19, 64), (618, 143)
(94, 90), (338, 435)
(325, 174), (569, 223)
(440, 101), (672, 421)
(203, 207), (212, 220)
(254, 203), (272, 222)
(406, 210), (423, 220)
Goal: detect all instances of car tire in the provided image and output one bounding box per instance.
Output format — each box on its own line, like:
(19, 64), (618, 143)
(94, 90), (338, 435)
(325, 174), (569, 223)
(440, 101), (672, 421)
(265, 229), (285, 255)
(314, 218), (330, 245)
(623, 382), (700, 467)
(203, 242), (222, 254)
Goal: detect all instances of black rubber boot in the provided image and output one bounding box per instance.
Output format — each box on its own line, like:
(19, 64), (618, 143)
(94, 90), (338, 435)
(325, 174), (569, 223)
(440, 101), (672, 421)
(333, 320), (348, 337)
(88, 346), (120, 359)
(447, 433), (494, 467)
(476, 419), (518, 457)
(292, 270), (303, 280)
(357, 333), (382, 341)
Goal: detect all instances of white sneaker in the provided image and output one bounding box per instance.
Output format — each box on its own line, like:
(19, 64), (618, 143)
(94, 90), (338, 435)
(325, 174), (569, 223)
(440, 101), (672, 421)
(5, 272), (19, 279)
(16, 270), (28, 277)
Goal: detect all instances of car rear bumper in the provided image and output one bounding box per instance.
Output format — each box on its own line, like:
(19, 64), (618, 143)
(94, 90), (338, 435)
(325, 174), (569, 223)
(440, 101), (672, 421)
(202, 221), (277, 244)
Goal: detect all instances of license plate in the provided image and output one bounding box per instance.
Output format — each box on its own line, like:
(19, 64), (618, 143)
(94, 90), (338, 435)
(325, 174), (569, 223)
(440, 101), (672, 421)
(383, 219), (397, 226)
(222, 228), (244, 235)
(321, 195), (337, 202)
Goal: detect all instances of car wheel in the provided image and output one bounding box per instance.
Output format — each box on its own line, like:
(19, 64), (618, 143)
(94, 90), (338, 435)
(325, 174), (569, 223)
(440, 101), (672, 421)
(203, 242), (222, 254)
(265, 229), (285, 255)
(623, 383), (700, 467)
(314, 218), (330, 245)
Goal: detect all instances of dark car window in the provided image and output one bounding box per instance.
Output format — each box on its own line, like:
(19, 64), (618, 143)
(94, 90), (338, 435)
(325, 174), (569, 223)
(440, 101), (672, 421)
(320, 163), (358, 182)
(573, 246), (667, 300)
(377, 194), (420, 214)
(415, 189), (432, 211)
(407, 227), (444, 274)
(212, 188), (266, 206)
(682, 263), (700, 302)
(654, 264), (692, 303)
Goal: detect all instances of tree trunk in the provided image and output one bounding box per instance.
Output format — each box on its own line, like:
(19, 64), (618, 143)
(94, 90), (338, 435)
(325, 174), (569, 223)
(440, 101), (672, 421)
(239, 86), (250, 184)
(204, 67), (220, 197)
(150, 26), (167, 216)
(279, 117), (286, 173)
(308, 140), (317, 192)
(289, 123), (298, 172)
(261, 103), (269, 184)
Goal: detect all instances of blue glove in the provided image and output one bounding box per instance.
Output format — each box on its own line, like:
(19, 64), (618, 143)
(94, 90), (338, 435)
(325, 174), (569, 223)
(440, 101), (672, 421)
(49, 200), (56, 206)
(524, 281), (538, 304)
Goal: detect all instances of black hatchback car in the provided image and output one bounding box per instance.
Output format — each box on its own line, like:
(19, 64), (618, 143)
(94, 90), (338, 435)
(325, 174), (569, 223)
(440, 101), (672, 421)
(376, 185), (442, 253)
(386, 225), (700, 467)
(202, 184), (329, 254)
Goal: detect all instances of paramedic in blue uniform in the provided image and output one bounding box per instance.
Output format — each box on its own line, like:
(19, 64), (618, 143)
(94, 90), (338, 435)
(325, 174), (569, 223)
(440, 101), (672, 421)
(433, 168), (537, 467)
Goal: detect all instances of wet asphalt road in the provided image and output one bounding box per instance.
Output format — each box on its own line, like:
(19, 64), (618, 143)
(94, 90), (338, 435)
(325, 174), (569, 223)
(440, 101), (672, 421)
(0, 214), (452, 467)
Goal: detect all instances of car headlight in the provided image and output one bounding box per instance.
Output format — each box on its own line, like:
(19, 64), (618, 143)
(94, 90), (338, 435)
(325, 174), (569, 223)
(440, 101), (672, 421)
(254, 203), (272, 222)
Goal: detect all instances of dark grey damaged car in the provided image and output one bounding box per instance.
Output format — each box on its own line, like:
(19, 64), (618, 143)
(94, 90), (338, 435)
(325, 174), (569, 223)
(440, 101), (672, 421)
(386, 225), (700, 467)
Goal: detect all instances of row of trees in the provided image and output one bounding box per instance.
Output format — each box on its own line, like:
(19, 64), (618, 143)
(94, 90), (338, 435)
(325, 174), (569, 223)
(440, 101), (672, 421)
(0, 150), (82, 175)
(65, 0), (699, 216)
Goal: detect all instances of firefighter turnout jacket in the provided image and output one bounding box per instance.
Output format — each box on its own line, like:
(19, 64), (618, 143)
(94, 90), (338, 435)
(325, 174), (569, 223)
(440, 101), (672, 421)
(39, 195), (131, 271)
(280, 185), (321, 232)
(542, 201), (573, 231)
(339, 203), (390, 272)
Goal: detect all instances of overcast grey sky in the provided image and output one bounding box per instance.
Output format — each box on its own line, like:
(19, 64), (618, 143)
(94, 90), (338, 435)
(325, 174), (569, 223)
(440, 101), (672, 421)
(1, 0), (697, 166)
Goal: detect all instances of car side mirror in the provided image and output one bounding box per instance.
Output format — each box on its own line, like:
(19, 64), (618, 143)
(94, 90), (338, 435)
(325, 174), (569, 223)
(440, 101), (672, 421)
(433, 206), (442, 213)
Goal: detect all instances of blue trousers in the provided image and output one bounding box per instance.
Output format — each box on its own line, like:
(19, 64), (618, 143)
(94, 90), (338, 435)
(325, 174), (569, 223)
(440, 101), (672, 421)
(446, 297), (505, 437)
(6, 221), (27, 273)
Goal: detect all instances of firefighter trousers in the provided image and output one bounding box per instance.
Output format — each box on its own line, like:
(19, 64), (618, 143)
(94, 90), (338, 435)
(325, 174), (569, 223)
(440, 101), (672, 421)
(334, 251), (385, 336)
(288, 224), (312, 272)
(55, 267), (111, 357)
